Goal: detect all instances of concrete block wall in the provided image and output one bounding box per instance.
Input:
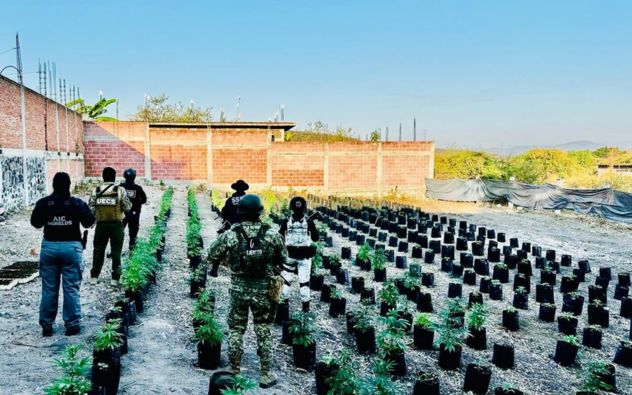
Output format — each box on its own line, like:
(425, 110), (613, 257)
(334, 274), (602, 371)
(84, 121), (434, 193)
(0, 76), (84, 213)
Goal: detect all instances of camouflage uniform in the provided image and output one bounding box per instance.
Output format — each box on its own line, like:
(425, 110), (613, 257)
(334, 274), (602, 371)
(207, 221), (287, 373)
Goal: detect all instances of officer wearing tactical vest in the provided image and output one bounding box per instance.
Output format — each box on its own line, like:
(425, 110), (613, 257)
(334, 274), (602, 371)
(31, 172), (96, 337)
(120, 168), (147, 252)
(89, 167), (132, 286)
(218, 179), (249, 234)
(207, 194), (287, 388)
(278, 196), (319, 312)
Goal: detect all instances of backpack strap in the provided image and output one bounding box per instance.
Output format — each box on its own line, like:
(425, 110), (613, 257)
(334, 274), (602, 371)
(97, 184), (115, 198)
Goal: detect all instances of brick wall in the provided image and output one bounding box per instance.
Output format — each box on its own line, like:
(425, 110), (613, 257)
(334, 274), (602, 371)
(0, 76), (84, 212)
(84, 121), (434, 193)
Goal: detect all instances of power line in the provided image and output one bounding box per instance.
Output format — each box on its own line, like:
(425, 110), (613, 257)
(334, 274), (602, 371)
(0, 47), (15, 55)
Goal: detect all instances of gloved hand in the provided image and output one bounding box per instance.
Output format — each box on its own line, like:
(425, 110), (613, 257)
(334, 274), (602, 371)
(210, 265), (219, 278)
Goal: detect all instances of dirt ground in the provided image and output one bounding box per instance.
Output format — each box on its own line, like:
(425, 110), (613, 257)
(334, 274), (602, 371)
(0, 189), (631, 394)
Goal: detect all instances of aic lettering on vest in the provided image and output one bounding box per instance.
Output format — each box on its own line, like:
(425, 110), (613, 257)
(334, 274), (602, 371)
(47, 216), (74, 226)
(285, 218), (310, 247)
(95, 185), (122, 222)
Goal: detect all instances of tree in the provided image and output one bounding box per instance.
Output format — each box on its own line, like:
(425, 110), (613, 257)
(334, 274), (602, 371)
(434, 150), (506, 180)
(130, 94), (212, 122)
(66, 97), (118, 121)
(369, 130), (381, 142)
(284, 121), (358, 142)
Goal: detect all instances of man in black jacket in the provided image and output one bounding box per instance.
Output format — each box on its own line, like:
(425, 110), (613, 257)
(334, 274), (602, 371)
(219, 179), (249, 233)
(120, 168), (147, 252)
(31, 172), (95, 336)
(278, 196), (319, 311)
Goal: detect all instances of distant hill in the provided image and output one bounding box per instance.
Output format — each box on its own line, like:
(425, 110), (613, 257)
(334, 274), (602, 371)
(483, 140), (603, 155)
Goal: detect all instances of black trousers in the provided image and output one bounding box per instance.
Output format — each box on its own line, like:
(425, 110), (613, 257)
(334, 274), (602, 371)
(123, 211), (141, 250)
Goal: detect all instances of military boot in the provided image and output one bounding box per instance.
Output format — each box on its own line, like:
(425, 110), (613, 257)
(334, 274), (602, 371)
(259, 371), (278, 388)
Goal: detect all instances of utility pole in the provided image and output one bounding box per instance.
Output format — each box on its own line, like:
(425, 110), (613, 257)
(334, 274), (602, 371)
(17, 34), (28, 204)
(413, 118), (417, 141)
(399, 123), (402, 141)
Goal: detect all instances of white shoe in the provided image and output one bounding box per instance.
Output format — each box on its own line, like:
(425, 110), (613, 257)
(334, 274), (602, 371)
(90, 278), (98, 285)
(110, 280), (119, 287)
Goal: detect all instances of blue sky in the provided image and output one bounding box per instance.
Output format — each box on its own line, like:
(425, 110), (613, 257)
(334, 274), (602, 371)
(1, 1), (631, 148)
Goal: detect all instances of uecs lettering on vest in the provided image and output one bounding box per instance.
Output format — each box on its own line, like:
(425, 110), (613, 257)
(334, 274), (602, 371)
(96, 197), (117, 206)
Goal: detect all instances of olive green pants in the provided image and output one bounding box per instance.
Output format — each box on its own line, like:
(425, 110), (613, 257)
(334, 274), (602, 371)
(91, 221), (125, 281)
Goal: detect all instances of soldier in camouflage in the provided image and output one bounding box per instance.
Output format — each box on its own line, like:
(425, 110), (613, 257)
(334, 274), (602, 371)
(207, 194), (287, 388)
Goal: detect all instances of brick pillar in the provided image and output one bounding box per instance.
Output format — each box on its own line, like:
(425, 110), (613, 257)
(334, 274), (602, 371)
(207, 126), (213, 184)
(323, 143), (330, 192)
(144, 123), (151, 180)
(376, 143), (383, 197)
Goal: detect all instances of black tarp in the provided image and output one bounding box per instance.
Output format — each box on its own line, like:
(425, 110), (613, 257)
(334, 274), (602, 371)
(426, 179), (632, 224)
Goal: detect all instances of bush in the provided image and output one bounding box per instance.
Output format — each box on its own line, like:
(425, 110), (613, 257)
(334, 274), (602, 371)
(435, 149), (505, 180)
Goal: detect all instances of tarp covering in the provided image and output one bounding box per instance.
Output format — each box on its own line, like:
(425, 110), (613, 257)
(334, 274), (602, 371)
(425, 179), (632, 224)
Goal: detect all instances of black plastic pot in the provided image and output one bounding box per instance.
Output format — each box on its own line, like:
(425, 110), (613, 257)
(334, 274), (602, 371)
(614, 285), (629, 300)
(517, 260), (533, 277)
(514, 274), (531, 293)
(557, 315), (578, 336)
(536, 283), (554, 304)
(488, 247), (501, 263)
(281, 319), (297, 345)
(467, 327), (487, 350)
(341, 247), (351, 260)
(329, 297), (346, 318)
(513, 290), (529, 310)
(351, 276), (365, 293)
(421, 272), (434, 287)
(492, 343), (515, 369)
(451, 263), (464, 278)
(438, 344), (462, 370)
(479, 277), (492, 294)
(474, 258), (490, 276)
(509, 237), (519, 248)
(320, 284), (332, 303)
(385, 350), (407, 376)
(588, 285), (607, 304)
(461, 253), (474, 268)
(413, 372), (440, 395)
(613, 341), (632, 367)
(554, 340), (578, 366)
(456, 237), (468, 251)
(463, 269), (477, 286)
(582, 326), (602, 349)
(125, 290), (144, 314)
(374, 268), (387, 282)
(315, 361), (338, 395)
(494, 387), (524, 395)
(448, 283), (462, 298)
(416, 292), (433, 312)
(468, 291), (484, 307)
(578, 259), (591, 273)
(502, 309), (520, 331)
(395, 255), (407, 269)
(505, 254), (519, 270)
(360, 288), (376, 305)
(198, 342), (221, 370)
(561, 254), (572, 267)
(380, 302), (396, 317)
(619, 272), (631, 287)
(490, 281), (503, 300)
(540, 269), (557, 286)
(424, 250), (435, 264)
(355, 327), (377, 354)
(293, 342), (316, 372)
(441, 258), (453, 273)
(310, 274), (325, 291)
(472, 241), (485, 257)
(493, 265), (509, 283)
(621, 297), (632, 319)
(463, 363), (491, 394)
(92, 347), (121, 395)
(335, 270), (348, 285)
(539, 303), (556, 322)
(562, 293), (584, 316)
(587, 303), (609, 328)
(413, 325), (434, 350)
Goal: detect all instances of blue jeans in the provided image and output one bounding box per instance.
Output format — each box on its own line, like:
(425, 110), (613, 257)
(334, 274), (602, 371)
(39, 240), (83, 329)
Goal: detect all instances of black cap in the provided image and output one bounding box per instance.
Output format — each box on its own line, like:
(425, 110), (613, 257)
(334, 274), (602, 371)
(231, 179), (249, 192)
(290, 196), (307, 213)
(102, 167), (116, 182)
(52, 172), (71, 193)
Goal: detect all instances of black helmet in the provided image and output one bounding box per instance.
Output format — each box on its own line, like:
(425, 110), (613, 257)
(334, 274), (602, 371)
(289, 196), (307, 213)
(124, 168), (136, 182)
(237, 194), (264, 220)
